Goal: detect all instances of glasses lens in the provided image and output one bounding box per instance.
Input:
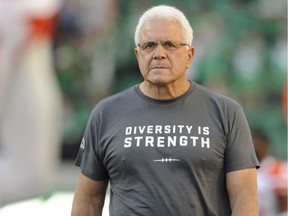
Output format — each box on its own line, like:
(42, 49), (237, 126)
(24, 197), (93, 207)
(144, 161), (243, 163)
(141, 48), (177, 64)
(142, 41), (157, 50)
(162, 41), (177, 50)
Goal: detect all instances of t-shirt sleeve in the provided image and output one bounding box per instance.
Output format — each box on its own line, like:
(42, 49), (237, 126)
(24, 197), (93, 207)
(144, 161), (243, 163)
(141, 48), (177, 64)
(75, 109), (109, 180)
(225, 107), (260, 172)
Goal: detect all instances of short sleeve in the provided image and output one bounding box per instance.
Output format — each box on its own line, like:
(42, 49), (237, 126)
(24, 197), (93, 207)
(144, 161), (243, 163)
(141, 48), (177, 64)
(75, 109), (109, 180)
(225, 107), (260, 172)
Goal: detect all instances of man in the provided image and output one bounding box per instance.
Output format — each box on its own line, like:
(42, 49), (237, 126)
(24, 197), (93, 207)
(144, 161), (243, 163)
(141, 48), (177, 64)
(252, 129), (287, 216)
(72, 5), (259, 215)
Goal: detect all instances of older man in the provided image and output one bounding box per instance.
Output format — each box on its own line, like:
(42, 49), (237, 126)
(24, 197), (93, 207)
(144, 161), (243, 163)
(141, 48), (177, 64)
(72, 5), (259, 216)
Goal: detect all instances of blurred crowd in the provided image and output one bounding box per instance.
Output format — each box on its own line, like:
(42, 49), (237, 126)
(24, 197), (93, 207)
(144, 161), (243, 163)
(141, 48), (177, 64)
(252, 129), (287, 215)
(0, 0), (287, 214)
(0, 0), (62, 206)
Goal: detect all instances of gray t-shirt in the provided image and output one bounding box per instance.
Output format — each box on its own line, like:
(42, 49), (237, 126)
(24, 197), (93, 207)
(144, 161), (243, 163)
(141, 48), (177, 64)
(75, 82), (259, 216)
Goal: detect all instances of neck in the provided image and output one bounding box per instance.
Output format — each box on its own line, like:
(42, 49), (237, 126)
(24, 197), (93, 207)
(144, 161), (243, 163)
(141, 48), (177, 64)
(139, 80), (191, 100)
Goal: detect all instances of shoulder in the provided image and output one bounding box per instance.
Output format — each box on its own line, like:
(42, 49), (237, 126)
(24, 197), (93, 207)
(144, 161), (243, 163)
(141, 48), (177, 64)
(98, 86), (136, 107)
(194, 83), (241, 110)
(89, 85), (140, 120)
(191, 83), (244, 122)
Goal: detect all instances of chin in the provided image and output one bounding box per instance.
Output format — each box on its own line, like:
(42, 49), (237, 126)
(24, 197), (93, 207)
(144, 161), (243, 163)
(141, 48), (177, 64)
(149, 80), (171, 86)
(145, 74), (170, 84)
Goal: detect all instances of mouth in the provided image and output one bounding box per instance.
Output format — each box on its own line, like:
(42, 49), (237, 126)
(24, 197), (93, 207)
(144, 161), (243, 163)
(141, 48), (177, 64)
(151, 66), (168, 69)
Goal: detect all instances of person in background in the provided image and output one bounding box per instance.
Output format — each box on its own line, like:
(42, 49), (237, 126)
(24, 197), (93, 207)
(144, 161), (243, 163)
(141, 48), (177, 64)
(71, 5), (259, 216)
(252, 129), (287, 216)
(0, 0), (63, 206)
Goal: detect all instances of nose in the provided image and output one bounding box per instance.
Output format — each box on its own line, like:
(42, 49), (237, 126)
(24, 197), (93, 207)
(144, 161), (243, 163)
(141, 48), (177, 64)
(153, 43), (166, 59)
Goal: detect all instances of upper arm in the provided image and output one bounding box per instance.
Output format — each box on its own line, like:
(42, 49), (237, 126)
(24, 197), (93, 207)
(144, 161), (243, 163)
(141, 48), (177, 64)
(226, 168), (258, 216)
(71, 172), (108, 216)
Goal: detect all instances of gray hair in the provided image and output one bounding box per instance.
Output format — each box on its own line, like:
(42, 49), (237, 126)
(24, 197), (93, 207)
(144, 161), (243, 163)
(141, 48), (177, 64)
(134, 5), (193, 47)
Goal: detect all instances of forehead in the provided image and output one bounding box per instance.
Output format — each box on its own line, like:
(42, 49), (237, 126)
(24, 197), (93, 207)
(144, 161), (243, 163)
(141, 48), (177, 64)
(140, 19), (184, 42)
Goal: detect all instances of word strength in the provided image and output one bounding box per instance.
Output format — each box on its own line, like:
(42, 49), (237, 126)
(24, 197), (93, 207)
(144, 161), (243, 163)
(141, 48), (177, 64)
(124, 125), (210, 148)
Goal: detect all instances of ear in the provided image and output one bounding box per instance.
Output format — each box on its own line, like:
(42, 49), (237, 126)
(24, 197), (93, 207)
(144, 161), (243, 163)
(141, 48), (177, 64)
(186, 47), (195, 68)
(134, 47), (139, 59)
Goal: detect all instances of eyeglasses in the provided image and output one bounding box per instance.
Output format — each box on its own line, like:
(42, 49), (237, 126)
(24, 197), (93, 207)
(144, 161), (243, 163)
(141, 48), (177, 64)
(138, 40), (190, 52)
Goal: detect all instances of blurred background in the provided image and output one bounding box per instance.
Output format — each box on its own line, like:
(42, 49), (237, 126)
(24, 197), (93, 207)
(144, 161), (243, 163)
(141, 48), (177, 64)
(0, 0), (287, 215)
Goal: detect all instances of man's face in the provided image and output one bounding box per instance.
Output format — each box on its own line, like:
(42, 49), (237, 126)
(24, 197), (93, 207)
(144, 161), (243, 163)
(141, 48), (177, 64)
(134, 19), (194, 86)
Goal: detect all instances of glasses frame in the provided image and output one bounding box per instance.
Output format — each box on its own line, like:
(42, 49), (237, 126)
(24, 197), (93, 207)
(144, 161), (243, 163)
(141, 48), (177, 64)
(137, 40), (190, 52)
